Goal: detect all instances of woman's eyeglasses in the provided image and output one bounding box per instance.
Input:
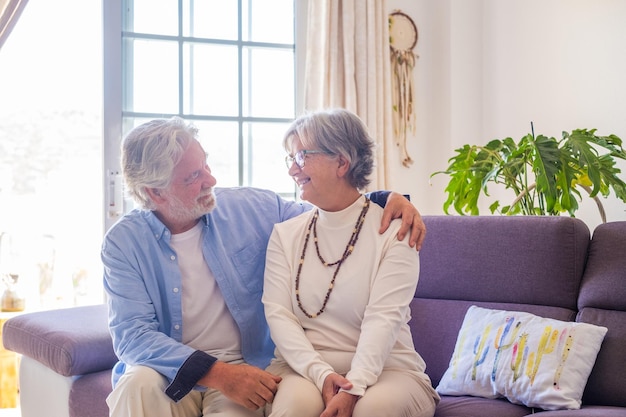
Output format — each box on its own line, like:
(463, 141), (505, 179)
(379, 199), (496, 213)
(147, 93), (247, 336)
(285, 149), (326, 169)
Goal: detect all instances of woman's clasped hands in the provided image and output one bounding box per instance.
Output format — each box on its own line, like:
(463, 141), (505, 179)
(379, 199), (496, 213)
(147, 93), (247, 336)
(320, 373), (359, 417)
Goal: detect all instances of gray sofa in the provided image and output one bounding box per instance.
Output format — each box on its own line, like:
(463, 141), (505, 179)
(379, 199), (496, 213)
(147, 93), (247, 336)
(3, 215), (626, 417)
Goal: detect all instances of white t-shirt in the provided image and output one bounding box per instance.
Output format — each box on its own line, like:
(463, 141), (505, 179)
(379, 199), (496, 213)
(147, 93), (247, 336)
(170, 221), (242, 363)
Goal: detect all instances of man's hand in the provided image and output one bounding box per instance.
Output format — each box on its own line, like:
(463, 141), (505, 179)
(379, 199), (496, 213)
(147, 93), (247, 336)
(199, 362), (282, 410)
(320, 373), (357, 417)
(379, 191), (426, 251)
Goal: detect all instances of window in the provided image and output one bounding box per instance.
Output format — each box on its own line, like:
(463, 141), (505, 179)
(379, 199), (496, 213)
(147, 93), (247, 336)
(0, 1), (302, 311)
(104, 0), (301, 231)
(0, 0), (103, 310)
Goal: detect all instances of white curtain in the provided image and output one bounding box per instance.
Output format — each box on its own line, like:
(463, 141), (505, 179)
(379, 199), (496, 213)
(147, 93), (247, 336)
(0, 0), (28, 49)
(304, 0), (393, 190)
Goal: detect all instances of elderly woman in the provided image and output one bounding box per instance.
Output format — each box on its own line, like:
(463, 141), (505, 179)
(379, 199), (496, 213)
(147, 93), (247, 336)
(262, 109), (439, 417)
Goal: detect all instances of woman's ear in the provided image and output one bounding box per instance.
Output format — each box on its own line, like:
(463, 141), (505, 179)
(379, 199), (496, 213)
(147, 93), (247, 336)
(336, 155), (350, 177)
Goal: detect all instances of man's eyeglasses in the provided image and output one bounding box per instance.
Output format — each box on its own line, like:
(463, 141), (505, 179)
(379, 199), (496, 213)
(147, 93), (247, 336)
(285, 149), (326, 169)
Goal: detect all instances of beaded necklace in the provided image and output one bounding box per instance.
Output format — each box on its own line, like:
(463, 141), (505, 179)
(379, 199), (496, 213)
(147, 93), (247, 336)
(295, 196), (370, 318)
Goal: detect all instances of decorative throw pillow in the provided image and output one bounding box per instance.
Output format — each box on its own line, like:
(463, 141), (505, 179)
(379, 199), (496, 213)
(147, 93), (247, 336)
(436, 306), (607, 410)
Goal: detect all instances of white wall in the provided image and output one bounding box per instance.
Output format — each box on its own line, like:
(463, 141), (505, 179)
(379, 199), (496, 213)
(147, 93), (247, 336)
(387, 0), (626, 231)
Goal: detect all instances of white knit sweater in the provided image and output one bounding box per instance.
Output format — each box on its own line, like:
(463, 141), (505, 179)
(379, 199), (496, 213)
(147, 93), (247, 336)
(263, 195), (426, 396)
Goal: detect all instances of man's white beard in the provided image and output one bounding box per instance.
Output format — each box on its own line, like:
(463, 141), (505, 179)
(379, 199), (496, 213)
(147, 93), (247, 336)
(165, 190), (216, 224)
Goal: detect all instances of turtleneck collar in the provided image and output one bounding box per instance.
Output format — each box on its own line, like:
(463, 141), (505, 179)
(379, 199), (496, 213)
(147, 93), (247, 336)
(316, 194), (367, 228)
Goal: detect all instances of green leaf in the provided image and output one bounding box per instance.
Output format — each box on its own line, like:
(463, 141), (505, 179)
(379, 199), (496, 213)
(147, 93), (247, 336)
(431, 128), (626, 219)
(530, 134), (561, 213)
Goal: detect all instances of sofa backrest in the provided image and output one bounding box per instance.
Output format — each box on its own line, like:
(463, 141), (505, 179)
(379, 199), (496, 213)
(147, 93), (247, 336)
(410, 215), (591, 386)
(576, 221), (626, 407)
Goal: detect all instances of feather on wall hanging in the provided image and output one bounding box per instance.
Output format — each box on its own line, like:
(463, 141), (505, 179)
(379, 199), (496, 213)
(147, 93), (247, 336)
(389, 10), (418, 167)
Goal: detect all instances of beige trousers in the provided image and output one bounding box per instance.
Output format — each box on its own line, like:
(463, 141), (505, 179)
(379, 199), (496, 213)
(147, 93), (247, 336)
(106, 365), (265, 417)
(265, 360), (439, 417)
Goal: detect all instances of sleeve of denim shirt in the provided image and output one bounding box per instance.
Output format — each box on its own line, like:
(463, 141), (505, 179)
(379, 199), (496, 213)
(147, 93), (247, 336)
(367, 190), (390, 206)
(102, 210), (214, 402)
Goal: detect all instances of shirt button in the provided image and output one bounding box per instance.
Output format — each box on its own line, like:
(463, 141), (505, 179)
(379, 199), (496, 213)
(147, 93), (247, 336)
(170, 255), (176, 261)
(174, 324), (180, 330)
(173, 287), (179, 293)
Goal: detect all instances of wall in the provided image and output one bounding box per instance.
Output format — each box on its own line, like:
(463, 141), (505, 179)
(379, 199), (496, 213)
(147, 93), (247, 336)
(386, 0), (626, 231)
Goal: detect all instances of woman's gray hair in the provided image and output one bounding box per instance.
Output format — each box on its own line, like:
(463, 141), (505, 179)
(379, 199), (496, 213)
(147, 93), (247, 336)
(283, 108), (374, 190)
(122, 116), (198, 209)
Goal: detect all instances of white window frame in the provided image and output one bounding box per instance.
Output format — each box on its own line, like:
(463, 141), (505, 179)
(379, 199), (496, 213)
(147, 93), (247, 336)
(102, 0), (308, 232)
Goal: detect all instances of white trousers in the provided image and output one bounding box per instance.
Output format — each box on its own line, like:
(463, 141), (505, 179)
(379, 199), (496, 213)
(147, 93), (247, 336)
(265, 360), (439, 417)
(106, 365), (265, 417)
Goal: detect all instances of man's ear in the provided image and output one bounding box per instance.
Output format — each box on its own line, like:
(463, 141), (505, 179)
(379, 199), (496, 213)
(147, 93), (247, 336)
(146, 187), (165, 204)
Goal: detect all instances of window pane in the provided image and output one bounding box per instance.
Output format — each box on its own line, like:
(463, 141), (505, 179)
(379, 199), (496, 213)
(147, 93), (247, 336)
(123, 117), (156, 133)
(194, 121), (240, 187)
(183, 0), (238, 40)
(243, 122), (294, 193)
(183, 43), (239, 116)
(124, 0), (179, 36)
(243, 0), (294, 43)
(0, 0), (103, 309)
(243, 48), (294, 118)
(125, 39), (180, 114)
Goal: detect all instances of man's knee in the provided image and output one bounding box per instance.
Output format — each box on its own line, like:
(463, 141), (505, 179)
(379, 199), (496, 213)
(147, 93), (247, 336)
(107, 365), (174, 417)
(113, 365), (168, 396)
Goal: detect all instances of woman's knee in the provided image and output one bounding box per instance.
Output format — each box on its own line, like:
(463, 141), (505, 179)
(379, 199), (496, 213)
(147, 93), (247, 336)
(268, 374), (323, 417)
(354, 372), (437, 417)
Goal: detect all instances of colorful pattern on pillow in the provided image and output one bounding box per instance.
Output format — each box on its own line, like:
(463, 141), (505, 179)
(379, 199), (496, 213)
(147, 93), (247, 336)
(436, 306), (607, 410)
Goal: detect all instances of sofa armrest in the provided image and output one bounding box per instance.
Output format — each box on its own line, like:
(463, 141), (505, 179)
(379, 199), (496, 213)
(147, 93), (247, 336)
(2, 304), (117, 376)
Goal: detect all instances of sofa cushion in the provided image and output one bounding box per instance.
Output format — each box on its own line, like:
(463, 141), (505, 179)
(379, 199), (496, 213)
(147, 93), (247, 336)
(2, 304), (117, 376)
(435, 395), (532, 417)
(69, 369), (112, 417)
(578, 221), (626, 311)
(532, 405), (626, 417)
(436, 306), (607, 410)
(577, 308), (626, 408)
(576, 221), (626, 408)
(419, 216), (590, 310)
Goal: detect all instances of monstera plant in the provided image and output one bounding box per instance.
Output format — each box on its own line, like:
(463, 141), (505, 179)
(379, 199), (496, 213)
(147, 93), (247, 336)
(431, 127), (626, 221)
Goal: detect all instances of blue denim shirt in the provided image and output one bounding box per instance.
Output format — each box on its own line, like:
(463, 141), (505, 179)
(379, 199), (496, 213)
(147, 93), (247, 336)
(102, 187), (389, 401)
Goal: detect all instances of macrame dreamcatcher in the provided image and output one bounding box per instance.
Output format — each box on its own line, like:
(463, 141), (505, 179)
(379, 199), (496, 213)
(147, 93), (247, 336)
(389, 10), (418, 167)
